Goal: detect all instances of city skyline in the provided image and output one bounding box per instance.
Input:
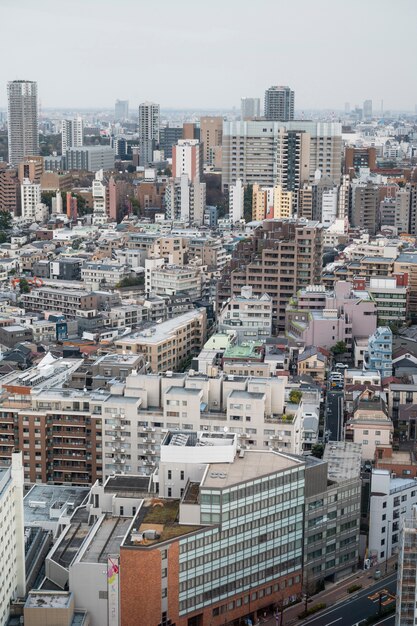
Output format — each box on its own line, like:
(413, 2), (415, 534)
(1, 0), (417, 112)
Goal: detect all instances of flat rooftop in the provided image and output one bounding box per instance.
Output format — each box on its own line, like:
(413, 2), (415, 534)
(104, 474), (152, 494)
(80, 515), (132, 564)
(324, 441), (362, 482)
(24, 484), (89, 524)
(223, 342), (264, 359)
(162, 431), (235, 448)
(117, 309), (202, 345)
(202, 450), (302, 489)
(25, 591), (73, 609)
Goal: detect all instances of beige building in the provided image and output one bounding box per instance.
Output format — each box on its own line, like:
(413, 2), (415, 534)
(17, 155), (44, 183)
(24, 591), (90, 626)
(115, 308), (207, 372)
(297, 347), (327, 382)
(200, 116), (223, 166)
(346, 390), (393, 460)
(148, 236), (189, 265)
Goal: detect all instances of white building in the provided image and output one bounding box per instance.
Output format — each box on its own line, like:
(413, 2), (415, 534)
(229, 178), (244, 223)
(241, 97), (260, 119)
(165, 175), (206, 225)
(138, 101), (160, 166)
(92, 169), (107, 225)
(218, 285), (272, 342)
(145, 263), (202, 300)
(369, 469), (417, 565)
(321, 188), (338, 227)
(172, 139), (202, 181)
(20, 178), (47, 222)
(61, 118), (83, 153)
(0, 452), (26, 626)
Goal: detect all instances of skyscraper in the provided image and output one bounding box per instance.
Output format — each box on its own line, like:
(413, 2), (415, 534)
(241, 97), (261, 119)
(363, 99), (373, 120)
(264, 85), (294, 121)
(138, 101), (160, 167)
(115, 99), (129, 121)
(61, 118), (83, 153)
(7, 80), (39, 166)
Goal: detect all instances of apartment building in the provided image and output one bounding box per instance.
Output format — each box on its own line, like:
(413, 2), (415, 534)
(188, 237), (228, 272)
(222, 219), (323, 331)
(217, 286), (272, 342)
(345, 391), (393, 460)
(0, 164), (20, 213)
(145, 264), (202, 300)
(114, 309), (207, 372)
(368, 275), (408, 324)
(81, 261), (131, 290)
(365, 327), (393, 379)
(252, 184), (293, 220)
(120, 448), (305, 626)
(395, 505), (417, 626)
(22, 288), (119, 318)
(394, 253), (417, 321)
(200, 116), (223, 166)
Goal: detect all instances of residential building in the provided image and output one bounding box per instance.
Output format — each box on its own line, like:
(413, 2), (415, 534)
(81, 261), (130, 290)
(217, 286), (272, 342)
(120, 449), (304, 626)
(172, 139), (203, 181)
(297, 347), (327, 382)
(200, 116), (223, 166)
(345, 390), (393, 460)
(21, 287), (119, 318)
(344, 147), (376, 176)
(369, 469), (417, 565)
(222, 121), (342, 190)
(20, 178), (43, 222)
(240, 97), (260, 119)
(0, 452), (25, 626)
(115, 99), (129, 121)
(61, 118), (83, 153)
(91, 169), (107, 225)
(145, 262), (202, 300)
(0, 164), (20, 214)
(164, 175), (206, 224)
(229, 178), (244, 223)
(114, 308), (207, 372)
(65, 146), (115, 172)
(160, 125), (183, 160)
(365, 327), (393, 379)
(138, 101), (160, 166)
(395, 505), (417, 626)
(17, 155), (44, 183)
(368, 275), (408, 325)
(363, 99), (373, 120)
(351, 182), (379, 235)
(7, 80), (39, 166)
(264, 85), (294, 121)
(394, 253), (417, 322)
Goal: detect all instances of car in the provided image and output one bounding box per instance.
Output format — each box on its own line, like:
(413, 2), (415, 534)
(335, 363), (348, 369)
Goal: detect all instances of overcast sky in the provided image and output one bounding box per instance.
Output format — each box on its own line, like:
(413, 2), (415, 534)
(1, 0), (417, 112)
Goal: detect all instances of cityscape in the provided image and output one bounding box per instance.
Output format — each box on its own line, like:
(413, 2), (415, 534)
(1, 2), (417, 626)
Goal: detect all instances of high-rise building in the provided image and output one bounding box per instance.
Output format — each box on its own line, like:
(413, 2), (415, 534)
(115, 99), (129, 121)
(138, 101), (160, 167)
(17, 155), (44, 183)
(396, 505), (417, 626)
(65, 146), (115, 172)
(61, 118), (83, 153)
(7, 80), (39, 166)
(241, 97), (261, 119)
(92, 169), (108, 225)
(200, 116), (223, 166)
(344, 146), (376, 176)
(264, 85), (294, 121)
(229, 178), (244, 222)
(351, 181), (379, 235)
(165, 174), (206, 224)
(20, 178), (41, 221)
(363, 99), (373, 120)
(0, 163), (20, 214)
(171, 139), (203, 181)
(159, 125), (183, 159)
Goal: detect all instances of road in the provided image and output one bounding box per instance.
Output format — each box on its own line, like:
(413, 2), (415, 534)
(325, 390), (344, 442)
(288, 573), (397, 626)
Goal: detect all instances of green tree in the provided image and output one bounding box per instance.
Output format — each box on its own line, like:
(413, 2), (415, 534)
(289, 389), (303, 404)
(41, 191), (55, 210)
(116, 275), (145, 288)
(311, 443), (324, 459)
(19, 278), (31, 294)
(243, 184), (253, 222)
(331, 341), (347, 355)
(0, 211), (12, 231)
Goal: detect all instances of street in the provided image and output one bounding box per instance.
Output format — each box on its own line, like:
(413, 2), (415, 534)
(325, 390), (344, 442)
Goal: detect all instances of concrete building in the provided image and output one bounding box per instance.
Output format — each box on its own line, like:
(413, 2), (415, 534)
(344, 147), (376, 176)
(172, 139), (203, 181)
(0, 452), (25, 626)
(241, 97), (260, 119)
(222, 120), (342, 191)
(264, 85), (294, 121)
(7, 80), (39, 166)
(114, 308), (207, 372)
(65, 146), (115, 172)
(368, 275), (408, 325)
(200, 116), (223, 166)
(120, 449), (304, 626)
(145, 263), (202, 300)
(160, 125), (183, 159)
(23, 591), (89, 626)
(62, 118), (83, 153)
(365, 326), (393, 379)
(321, 188), (338, 227)
(138, 101), (160, 166)
(351, 182), (379, 235)
(91, 169), (107, 225)
(0, 164), (20, 214)
(217, 286), (272, 342)
(164, 175), (206, 224)
(395, 505), (417, 626)
(17, 155), (44, 183)
(346, 390), (393, 460)
(229, 178), (244, 223)
(369, 469), (417, 566)
(115, 99), (129, 121)
(394, 253), (417, 322)
(20, 178), (44, 222)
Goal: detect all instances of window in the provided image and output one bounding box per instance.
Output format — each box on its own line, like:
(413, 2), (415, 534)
(120, 506), (124, 516)
(168, 470), (172, 480)
(168, 488), (172, 497)
(180, 471), (184, 480)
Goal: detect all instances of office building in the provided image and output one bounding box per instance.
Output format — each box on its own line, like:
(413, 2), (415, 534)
(363, 99), (373, 121)
(17, 155), (44, 184)
(62, 117), (83, 153)
(160, 125), (183, 159)
(368, 276), (408, 325)
(138, 101), (160, 166)
(396, 505), (417, 626)
(7, 80), (39, 166)
(120, 447), (304, 626)
(229, 178), (244, 222)
(0, 452), (25, 626)
(344, 147), (376, 176)
(222, 120), (342, 191)
(200, 116), (223, 166)
(241, 97), (260, 119)
(65, 146), (115, 172)
(264, 85), (294, 121)
(115, 99), (129, 121)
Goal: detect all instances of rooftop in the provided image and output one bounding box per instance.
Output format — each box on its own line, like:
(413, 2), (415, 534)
(80, 515), (132, 564)
(24, 484), (89, 524)
(323, 441), (362, 482)
(116, 309), (203, 345)
(202, 450), (302, 489)
(25, 590), (73, 609)
(223, 342), (264, 359)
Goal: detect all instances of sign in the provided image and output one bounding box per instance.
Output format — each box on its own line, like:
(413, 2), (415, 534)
(107, 556), (120, 626)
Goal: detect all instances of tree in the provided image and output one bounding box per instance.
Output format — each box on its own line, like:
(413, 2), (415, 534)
(289, 389), (303, 405)
(0, 211), (12, 231)
(331, 341), (347, 355)
(41, 191), (55, 210)
(19, 278), (31, 294)
(244, 183), (253, 222)
(311, 443), (324, 459)
(116, 275), (145, 289)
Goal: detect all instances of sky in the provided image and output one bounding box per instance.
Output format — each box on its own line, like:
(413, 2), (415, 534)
(1, 0), (417, 112)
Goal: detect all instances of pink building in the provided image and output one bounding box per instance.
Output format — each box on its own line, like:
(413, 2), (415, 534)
(286, 281), (377, 351)
(108, 176), (117, 221)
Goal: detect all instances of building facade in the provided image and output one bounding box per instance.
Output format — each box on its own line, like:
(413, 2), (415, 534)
(7, 80), (39, 166)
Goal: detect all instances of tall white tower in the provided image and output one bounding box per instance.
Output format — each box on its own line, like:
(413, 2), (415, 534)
(229, 178), (244, 223)
(61, 118), (83, 153)
(92, 169), (108, 225)
(7, 80), (39, 166)
(138, 101), (160, 167)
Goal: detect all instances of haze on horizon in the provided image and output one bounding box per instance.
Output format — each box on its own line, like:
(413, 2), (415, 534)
(1, 0), (416, 112)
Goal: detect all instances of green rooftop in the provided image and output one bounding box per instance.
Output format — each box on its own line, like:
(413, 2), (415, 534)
(223, 341), (264, 360)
